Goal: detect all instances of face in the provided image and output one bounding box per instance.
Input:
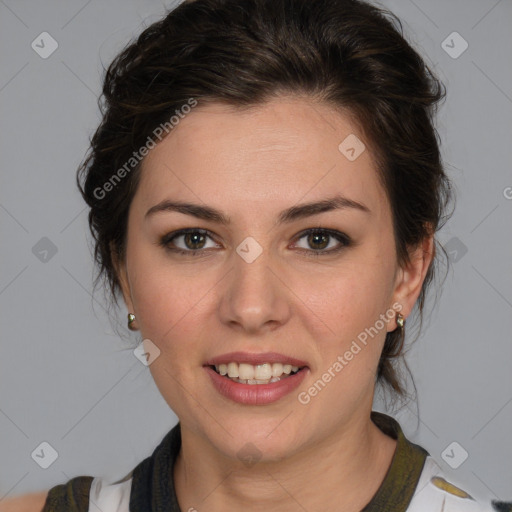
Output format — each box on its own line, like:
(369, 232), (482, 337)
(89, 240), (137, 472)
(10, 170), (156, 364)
(117, 96), (430, 461)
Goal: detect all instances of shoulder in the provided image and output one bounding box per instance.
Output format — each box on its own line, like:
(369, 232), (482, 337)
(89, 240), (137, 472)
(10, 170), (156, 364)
(407, 456), (512, 512)
(1, 471), (135, 512)
(40, 476), (94, 512)
(0, 491), (48, 512)
(40, 471), (134, 512)
(0, 424), (179, 512)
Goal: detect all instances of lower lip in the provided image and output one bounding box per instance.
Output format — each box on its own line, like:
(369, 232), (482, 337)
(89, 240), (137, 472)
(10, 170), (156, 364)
(205, 366), (309, 405)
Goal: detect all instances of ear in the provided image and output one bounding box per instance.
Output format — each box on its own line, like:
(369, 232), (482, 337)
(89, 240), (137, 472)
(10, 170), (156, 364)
(110, 241), (136, 317)
(390, 233), (435, 327)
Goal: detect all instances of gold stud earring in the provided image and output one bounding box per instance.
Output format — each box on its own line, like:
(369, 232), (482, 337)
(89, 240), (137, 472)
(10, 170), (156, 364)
(396, 312), (405, 329)
(127, 313), (137, 331)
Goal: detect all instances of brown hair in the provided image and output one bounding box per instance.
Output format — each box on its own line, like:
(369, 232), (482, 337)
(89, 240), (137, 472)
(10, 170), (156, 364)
(78, 0), (452, 397)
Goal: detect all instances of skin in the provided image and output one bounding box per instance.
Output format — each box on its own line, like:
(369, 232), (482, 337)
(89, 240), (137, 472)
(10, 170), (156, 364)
(0, 492), (47, 511)
(113, 95), (434, 512)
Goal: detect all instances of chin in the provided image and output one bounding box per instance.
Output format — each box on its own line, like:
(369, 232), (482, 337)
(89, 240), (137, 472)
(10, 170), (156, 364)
(200, 410), (308, 463)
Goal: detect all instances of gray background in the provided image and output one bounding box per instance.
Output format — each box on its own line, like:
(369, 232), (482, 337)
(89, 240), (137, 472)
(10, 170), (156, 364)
(1, 0), (511, 504)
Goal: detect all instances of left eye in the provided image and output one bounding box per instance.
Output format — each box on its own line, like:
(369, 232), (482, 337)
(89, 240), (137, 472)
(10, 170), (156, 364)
(293, 228), (350, 254)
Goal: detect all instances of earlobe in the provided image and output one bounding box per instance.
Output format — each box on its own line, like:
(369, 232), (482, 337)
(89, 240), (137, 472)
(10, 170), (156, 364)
(391, 235), (435, 319)
(110, 241), (135, 313)
(111, 246), (139, 331)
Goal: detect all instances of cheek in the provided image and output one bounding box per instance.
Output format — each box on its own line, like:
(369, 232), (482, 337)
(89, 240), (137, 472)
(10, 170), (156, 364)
(298, 270), (392, 413)
(132, 270), (207, 352)
(303, 248), (396, 383)
(315, 255), (394, 336)
(127, 258), (210, 416)
(125, 236), (209, 359)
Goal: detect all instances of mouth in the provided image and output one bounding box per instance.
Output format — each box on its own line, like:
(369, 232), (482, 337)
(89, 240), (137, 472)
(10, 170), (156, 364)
(209, 362), (304, 385)
(204, 352), (310, 405)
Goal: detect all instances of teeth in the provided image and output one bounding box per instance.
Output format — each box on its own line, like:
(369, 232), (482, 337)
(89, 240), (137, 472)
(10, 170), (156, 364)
(238, 363), (254, 380)
(255, 363), (272, 380)
(272, 363), (283, 376)
(227, 362), (239, 378)
(232, 376), (282, 385)
(214, 361), (302, 383)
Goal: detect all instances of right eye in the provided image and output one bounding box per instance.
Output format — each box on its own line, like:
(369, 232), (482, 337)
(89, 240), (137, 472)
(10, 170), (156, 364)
(159, 228), (221, 256)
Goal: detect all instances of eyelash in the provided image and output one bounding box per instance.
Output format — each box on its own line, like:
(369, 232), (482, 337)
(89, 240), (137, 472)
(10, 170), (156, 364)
(158, 227), (352, 258)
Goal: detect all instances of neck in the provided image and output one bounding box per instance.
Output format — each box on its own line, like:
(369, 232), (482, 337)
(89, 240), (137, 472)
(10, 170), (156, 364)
(173, 411), (397, 512)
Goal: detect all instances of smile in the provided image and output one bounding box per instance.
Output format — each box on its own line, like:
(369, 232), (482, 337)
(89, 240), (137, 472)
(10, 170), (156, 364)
(212, 362), (302, 385)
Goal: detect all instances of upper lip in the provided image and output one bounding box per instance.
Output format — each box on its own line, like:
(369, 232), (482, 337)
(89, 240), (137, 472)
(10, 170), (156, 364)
(205, 351), (309, 367)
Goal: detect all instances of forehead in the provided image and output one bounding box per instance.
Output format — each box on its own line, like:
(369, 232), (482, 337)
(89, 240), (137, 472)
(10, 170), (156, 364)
(135, 96), (389, 220)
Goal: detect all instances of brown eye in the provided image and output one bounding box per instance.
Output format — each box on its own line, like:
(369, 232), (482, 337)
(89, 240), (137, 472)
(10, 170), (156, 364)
(182, 231), (207, 250)
(307, 231), (330, 250)
(294, 228), (351, 256)
(160, 228), (219, 255)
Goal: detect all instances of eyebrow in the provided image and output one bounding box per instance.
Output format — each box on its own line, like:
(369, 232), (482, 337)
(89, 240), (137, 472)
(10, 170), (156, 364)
(145, 194), (371, 225)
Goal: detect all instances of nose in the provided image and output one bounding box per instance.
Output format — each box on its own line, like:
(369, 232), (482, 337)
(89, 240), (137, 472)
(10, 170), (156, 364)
(218, 243), (291, 334)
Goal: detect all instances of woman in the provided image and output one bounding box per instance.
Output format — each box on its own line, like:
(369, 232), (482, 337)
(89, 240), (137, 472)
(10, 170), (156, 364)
(5, 0), (510, 510)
